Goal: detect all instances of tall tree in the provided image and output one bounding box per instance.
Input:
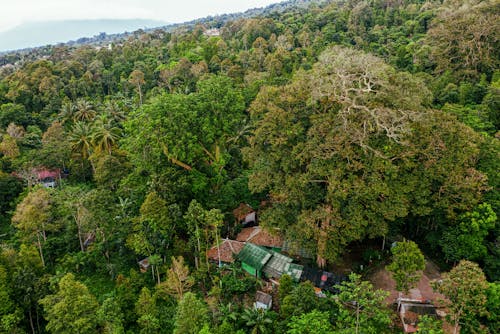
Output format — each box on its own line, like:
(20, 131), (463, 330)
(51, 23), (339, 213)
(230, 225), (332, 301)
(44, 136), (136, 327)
(245, 46), (432, 267)
(173, 292), (209, 334)
(432, 260), (489, 334)
(335, 273), (391, 334)
(12, 188), (55, 267)
(39, 273), (99, 334)
(387, 240), (425, 294)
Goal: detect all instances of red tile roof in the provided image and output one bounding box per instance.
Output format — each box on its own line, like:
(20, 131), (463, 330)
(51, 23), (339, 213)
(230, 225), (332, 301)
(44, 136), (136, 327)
(206, 239), (245, 263)
(236, 226), (283, 248)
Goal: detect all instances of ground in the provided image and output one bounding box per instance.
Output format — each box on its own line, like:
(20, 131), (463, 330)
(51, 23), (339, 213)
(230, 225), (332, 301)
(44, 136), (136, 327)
(369, 259), (454, 333)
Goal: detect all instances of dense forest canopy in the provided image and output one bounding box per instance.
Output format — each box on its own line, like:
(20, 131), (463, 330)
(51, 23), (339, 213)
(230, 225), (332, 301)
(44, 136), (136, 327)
(0, 0), (498, 333)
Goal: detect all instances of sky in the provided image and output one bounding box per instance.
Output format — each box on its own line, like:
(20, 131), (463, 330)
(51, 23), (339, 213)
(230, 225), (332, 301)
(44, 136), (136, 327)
(0, 0), (283, 33)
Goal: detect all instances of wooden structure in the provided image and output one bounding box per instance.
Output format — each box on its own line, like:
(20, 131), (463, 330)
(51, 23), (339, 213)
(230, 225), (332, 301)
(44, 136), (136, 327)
(254, 291), (272, 310)
(396, 298), (438, 333)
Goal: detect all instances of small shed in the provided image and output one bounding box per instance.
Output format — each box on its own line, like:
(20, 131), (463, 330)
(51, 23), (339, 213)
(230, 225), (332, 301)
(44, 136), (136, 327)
(237, 243), (272, 278)
(233, 203), (257, 227)
(138, 258), (150, 273)
(254, 291), (272, 310)
(396, 298), (438, 333)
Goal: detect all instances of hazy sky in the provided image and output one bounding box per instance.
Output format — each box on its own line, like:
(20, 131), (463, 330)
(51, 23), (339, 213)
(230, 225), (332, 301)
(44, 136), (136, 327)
(0, 0), (283, 33)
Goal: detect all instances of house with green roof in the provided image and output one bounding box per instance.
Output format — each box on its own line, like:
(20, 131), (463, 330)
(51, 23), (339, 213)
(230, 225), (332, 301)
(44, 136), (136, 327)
(237, 243), (303, 281)
(237, 243), (272, 278)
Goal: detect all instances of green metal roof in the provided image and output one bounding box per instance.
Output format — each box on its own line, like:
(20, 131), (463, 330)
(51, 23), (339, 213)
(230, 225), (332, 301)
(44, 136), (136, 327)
(284, 263), (304, 282)
(237, 243), (272, 270)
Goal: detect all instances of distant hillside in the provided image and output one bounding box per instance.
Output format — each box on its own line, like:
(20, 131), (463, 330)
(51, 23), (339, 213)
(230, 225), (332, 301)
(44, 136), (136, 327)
(0, 19), (168, 52)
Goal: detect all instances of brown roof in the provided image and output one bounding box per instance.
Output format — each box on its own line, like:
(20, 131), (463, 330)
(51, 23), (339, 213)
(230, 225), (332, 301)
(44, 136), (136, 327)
(233, 203), (255, 222)
(236, 226), (283, 248)
(206, 239), (245, 263)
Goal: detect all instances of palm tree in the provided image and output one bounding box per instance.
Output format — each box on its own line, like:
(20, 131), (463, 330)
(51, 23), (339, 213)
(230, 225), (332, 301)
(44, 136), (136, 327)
(69, 121), (94, 160)
(241, 308), (273, 334)
(103, 100), (126, 123)
(91, 115), (121, 155)
(58, 102), (76, 125)
(74, 99), (96, 122)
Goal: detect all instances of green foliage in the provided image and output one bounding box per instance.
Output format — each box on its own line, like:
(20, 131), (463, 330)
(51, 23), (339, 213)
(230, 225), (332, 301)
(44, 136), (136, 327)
(280, 281), (317, 319)
(335, 273), (391, 334)
(416, 315), (443, 334)
(278, 274), (293, 302)
(432, 261), (489, 334)
(241, 308), (273, 334)
(441, 203), (497, 263)
(0, 1), (498, 333)
(39, 273), (99, 334)
(174, 292), (209, 334)
(287, 310), (334, 334)
(387, 240), (425, 293)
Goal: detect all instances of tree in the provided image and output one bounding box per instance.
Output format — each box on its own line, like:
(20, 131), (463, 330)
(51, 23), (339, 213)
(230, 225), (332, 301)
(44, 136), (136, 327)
(97, 296), (125, 334)
(280, 281), (318, 319)
(12, 188), (55, 267)
(241, 308), (273, 334)
(416, 315), (444, 334)
(427, 0), (499, 78)
(74, 99), (96, 122)
(441, 203), (497, 263)
(173, 292), (209, 334)
(184, 200), (223, 270)
(39, 121), (71, 169)
(432, 260), (489, 334)
(39, 273), (99, 334)
(287, 310), (334, 334)
(69, 121), (94, 161)
(387, 240), (425, 294)
(335, 273), (391, 334)
(485, 282), (500, 333)
(278, 274), (293, 302)
(135, 287), (160, 334)
(157, 256), (194, 300)
(0, 134), (20, 159)
(127, 192), (180, 281)
(129, 69), (145, 105)
(245, 46), (432, 267)
(91, 115), (121, 155)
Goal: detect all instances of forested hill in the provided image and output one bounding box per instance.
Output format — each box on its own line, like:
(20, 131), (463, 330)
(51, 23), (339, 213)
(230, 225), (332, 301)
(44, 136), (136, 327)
(0, 0), (499, 333)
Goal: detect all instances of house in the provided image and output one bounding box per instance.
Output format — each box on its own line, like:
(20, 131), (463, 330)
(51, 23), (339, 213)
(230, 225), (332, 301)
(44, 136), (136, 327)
(233, 203), (257, 227)
(237, 243), (272, 278)
(262, 251), (303, 282)
(396, 298), (438, 333)
(206, 238), (245, 265)
(35, 168), (61, 188)
(236, 226), (283, 251)
(254, 291), (272, 310)
(138, 258), (150, 273)
(237, 243), (304, 281)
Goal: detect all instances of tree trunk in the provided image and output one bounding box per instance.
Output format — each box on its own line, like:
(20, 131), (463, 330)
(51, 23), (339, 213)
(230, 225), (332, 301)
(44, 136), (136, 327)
(316, 206), (331, 268)
(36, 233), (45, 267)
(28, 309), (35, 334)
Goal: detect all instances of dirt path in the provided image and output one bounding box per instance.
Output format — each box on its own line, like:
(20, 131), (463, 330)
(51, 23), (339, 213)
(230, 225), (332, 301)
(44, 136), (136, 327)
(369, 259), (447, 304)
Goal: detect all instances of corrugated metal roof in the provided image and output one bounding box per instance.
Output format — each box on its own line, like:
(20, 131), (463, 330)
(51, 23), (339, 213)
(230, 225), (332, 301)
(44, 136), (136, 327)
(237, 243), (272, 270)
